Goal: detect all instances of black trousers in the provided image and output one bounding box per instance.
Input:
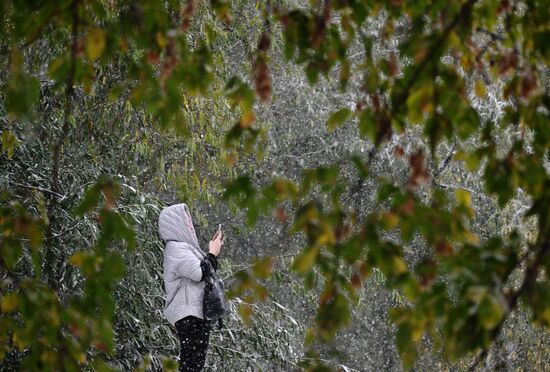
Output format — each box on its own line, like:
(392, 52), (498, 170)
(175, 316), (211, 372)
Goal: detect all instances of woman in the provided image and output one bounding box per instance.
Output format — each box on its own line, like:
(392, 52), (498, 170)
(158, 203), (224, 371)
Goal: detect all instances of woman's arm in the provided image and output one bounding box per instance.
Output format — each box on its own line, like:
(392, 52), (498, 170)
(166, 244), (203, 282)
(200, 227), (223, 280)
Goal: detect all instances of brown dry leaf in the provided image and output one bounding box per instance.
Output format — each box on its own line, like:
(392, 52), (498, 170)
(273, 206), (287, 224)
(258, 32), (271, 52)
(520, 71), (537, 99)
(254, 57), (272, 103)
(311, 3), (331, 49)
(146, 51), (159, 65)
(394, 145), (405, 158)
(319, 289), (335, 306)
(399, 197), (415, 216)
(181, 1), (195, 32)
(407, 149), (430, 188)
(160, 38), (178, 87)
(351, 272), (362, 289)
(498, 51), (518, 75)
(376, 114), (393, 146)
(388, 52), (399, 77)
(335, 223), (351, 242)
(435, 240), (454, 256)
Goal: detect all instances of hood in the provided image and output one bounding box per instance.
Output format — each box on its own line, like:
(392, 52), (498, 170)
(158, 203), (200, 249)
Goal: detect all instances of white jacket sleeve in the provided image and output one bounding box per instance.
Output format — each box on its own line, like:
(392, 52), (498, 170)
(164, 243), (202, 282)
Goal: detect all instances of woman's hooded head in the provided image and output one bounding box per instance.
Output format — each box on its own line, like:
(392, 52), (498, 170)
(158, 203), (200, 249)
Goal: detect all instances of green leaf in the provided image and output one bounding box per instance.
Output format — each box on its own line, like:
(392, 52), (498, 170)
(523, 282), (550, 329)
(5, 72), (40, 118)
(478, 294), (504, 330)
(396, 322), (418, 369)
(305, 62), (320, 85)
(406, 84), (432, 124)
(1, 130), (20, 159)
(534, 30), (550, 59)
(315, 291), (351, 339)
(351, 155), (369, 179)
(350, 2), (368, 25)
(358, 108), (376, 141)
(222, 175), (255, 202)
(326, 108), (351, 132)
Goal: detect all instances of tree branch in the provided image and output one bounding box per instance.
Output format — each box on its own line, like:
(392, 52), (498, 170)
(222, 252), (300, 281)
(468, 232), (550, 371)
(392, 0), (479, 116)
(43, 0), (80, 288)
(7, 180), (65, 200)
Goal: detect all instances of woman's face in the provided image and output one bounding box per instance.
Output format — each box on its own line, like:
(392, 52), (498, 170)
(184, 208), (195, 235)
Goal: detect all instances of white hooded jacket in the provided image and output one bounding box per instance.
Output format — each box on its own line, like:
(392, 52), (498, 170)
(159, 203), (208, 325)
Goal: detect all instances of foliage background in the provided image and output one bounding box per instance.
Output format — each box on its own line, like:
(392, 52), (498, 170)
(1, 0), (550, 371)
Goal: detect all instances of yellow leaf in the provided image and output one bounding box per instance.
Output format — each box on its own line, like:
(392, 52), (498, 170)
(13, 331), (27, 350)
(252, 257), (273, 278)
(392, 256), (408, 275)
(156, 32), (167, 49)
(466, 285), (487, 304)
(238, 302), (253, 325)
(85, 28), (106, 60)
(317, 224), (336, 245)
(49, 308), (60, 327)
(1, 293), (18, 313)
(223, 152), (237, 166)
(412, 325), (423, 342)
(474, 80), (487, 98)
(69, 251), (86, 267)
(448, 31), (461, 49)
(460, 54), (473, 70)
(380, 212), (399, 230)
(240, 110), (256, 128)
(119, 37), (128, 52)
(292, 246), (320, 273)
(455, 189), (471, 207)
(464, 231), (479, 245)
(40, 350), (56, 364)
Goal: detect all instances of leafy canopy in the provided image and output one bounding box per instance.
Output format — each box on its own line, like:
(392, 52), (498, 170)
(1, 0), (550, 370)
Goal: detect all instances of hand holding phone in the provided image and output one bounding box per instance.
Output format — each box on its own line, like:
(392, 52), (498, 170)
(218, 224), (224, 244)
(209, 224), (224, 256)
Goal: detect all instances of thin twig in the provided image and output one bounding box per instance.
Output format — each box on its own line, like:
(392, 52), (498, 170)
(222, 252), (300, 281)
(433, 141), (457, 178)
(7, 180), (66, 199)
(392, 0), (479, 116)
(468, 233), (550, 371)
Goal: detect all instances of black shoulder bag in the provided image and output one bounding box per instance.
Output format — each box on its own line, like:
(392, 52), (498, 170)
(203, 258), (231, 329)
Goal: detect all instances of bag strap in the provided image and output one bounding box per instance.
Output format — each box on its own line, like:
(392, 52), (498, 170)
(203, 256), (218, 283)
